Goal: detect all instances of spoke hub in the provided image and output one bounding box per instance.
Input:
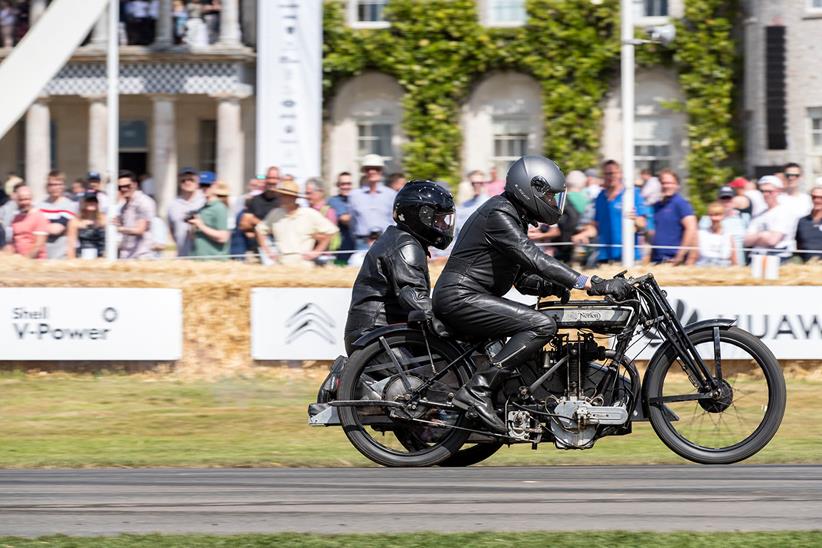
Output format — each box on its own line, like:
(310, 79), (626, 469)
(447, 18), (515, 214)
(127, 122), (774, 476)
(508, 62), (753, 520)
(383, 375), (426, 418)
(699, 378), (733, 413)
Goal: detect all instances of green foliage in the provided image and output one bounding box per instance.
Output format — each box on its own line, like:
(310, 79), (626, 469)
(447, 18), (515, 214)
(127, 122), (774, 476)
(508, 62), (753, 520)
(323, 0), (738, 199)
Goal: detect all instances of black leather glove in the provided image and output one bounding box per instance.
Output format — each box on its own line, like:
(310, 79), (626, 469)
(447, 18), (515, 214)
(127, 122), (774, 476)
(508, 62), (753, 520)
(540, 282), (570, 304)
(430, 317), (450, 338)
(587, 275), (632, 301)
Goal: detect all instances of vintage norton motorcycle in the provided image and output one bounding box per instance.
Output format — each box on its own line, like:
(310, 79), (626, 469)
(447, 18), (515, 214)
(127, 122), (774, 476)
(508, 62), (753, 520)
(308, 273), (786, 467)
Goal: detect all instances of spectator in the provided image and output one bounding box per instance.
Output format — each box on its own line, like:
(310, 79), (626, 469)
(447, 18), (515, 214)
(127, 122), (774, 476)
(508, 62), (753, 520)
(743, 176), (795, 261)
(114, 170), (155, 259)
(638, 168), (662, 206)
(387, 172), (407, 192)
(150, 215), (169, 258)
(780, 162), (813, 219)
(4, 173), (22, 197)
(6, 185), (48, 259)
(125, 0), (152, 45)
(167, 168), (206, 256)
(485, 165), (505, 196)
(201, 0), (220, 44)
(305, 177), (340, 264)
(328, 171), (355, 263)
(255, 179), (339, 267)
(650, 169), (697, 264)
(347, 228), (382, 268)
(69, 178), (86, 202)
(38, 170), (79, 259)
(583, 168), (602, 200)
(1, 179), (23, 242)
(240, 165), (281, 254)
(457, 170), (489, 232)
(349, 154), (396, 248)
(173, 0), (187, 43)
(140, 172), (155, 199)
(572, 159), (647, 263)
(85, 171), (109, 212)
(699, 185), (748, 265)
(696, 202), (737, 267)
(795, 185), (822, 262)
(565, 170), (589, 216)
(66, 191), (106, 259)
(0, 1), (16, 48)
(189, 180), (230, 259)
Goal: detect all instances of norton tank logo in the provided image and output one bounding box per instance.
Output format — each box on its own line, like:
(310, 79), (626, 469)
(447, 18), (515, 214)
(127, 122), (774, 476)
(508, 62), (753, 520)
(285, 303), (336, 344)
(578, 311), (603, 320)
(643, 299), (699, 345)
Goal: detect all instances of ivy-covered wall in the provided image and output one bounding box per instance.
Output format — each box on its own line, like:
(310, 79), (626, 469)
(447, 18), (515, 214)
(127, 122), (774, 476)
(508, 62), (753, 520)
(323, 0), (738, 210)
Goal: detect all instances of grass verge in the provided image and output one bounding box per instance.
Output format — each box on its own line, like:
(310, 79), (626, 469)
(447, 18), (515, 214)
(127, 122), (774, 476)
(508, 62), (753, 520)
(0, 369), (819, 467)
(1, 532), (822, 547)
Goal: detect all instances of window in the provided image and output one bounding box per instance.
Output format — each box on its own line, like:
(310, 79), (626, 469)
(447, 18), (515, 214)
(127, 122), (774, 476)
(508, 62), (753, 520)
(810, 0), (822, 10)
(349, 0), (390, 28)
(485, 0), (526, 26)
(357, 122), (395, 170)
(199, 120), (217, 173)
(634, 117), (672, 174)
(808, 108), (822, 183)
(811, 110), (822, 149)
(492, 117), (529, 174)
(634, 0), (668, 19)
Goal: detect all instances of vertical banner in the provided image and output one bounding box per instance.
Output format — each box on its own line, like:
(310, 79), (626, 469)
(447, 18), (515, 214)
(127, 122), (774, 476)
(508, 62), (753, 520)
(256, 0), (323, 182)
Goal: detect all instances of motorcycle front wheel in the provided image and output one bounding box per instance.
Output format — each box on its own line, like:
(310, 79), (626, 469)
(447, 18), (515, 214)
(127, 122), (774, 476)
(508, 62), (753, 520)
(644, 326), (786, 464)
(338, 331), (472, 467)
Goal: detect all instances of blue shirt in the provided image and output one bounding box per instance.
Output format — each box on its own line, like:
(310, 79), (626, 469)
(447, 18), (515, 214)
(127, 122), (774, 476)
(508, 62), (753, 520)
(652, 193), (694, 262)
(593, 187), (647, 262)
(328, 194), (355, 253)
(349, 185), (397, 238)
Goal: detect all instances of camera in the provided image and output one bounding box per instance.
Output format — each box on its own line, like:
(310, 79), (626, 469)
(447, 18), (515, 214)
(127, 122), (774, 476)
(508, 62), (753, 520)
(184, 208), (202, 222)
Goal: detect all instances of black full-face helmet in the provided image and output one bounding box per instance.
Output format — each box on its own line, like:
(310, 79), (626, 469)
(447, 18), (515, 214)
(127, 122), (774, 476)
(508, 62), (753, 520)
(393, 180), (456, 250)
(504, 155), (567, 225)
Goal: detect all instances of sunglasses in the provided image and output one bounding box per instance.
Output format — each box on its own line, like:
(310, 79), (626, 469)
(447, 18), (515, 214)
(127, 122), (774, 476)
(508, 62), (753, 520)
(785, 173), (801, 178)
(118, 185), (132, 191)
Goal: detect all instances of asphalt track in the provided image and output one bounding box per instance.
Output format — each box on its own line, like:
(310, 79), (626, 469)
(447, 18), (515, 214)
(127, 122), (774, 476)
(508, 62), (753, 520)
(1, 465), (820, 536)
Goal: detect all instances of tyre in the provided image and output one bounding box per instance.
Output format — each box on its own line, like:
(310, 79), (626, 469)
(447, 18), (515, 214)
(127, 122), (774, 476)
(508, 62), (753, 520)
(438, 442), (503, 467)
(337, 331), (472, 467)
(645, 326), (786, 464)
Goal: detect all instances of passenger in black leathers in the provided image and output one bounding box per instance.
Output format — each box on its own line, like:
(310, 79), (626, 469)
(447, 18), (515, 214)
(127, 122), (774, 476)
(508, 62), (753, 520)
(433, 155), (631, 433)
(344, 180), (455, 355)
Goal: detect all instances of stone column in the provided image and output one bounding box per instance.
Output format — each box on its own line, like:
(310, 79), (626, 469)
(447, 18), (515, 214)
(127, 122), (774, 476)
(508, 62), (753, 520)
(153, 0), (174, 48)
(25, 98), (51, 203)
(86, 96), (107, 175)
(214, 94), (244, 197)
(217, 0), (242, 47)
(90, 5), (109, 48)
(29, 0), (47, 25)
(151, 96), (178, 218)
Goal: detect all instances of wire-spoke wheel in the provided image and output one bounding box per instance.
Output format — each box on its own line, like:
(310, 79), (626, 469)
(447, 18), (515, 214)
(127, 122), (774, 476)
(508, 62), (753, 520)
(645, 326), (786, 464)
(338, 331), (472, 467)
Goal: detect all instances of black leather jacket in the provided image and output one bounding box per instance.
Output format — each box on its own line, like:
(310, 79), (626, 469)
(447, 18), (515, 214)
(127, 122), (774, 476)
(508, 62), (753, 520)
(344, 225), (432, 350)
(435, 193), (580, 297)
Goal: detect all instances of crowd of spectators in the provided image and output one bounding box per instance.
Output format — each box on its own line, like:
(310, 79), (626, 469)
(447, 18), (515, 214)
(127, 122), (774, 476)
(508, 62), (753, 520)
(0, 1), (226, 49)
(2, 158), (822, 268)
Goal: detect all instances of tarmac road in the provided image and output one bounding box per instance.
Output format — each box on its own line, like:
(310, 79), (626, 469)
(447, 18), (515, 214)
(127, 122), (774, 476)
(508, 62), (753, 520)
(1, 465), (820, 536)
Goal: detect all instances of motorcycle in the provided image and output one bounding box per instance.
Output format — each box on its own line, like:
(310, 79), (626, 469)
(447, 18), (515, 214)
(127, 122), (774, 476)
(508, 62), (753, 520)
(308, 273), (786, 467)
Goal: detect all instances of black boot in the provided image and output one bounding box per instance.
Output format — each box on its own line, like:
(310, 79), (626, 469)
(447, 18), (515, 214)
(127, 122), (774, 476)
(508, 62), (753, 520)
(453, 364), (510, 434)
(454, 329), (554, 434)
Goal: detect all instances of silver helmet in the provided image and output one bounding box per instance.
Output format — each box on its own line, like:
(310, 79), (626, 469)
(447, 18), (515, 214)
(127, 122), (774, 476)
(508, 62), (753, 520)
(504, 155), (567, 225)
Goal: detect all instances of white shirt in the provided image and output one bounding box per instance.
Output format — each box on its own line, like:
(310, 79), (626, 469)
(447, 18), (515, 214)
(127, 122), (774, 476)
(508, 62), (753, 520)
(779, 193), (813, 219)
(746, 204), (795, 258)
(746, 189), (767, 218)
(697, 229), (733, 266)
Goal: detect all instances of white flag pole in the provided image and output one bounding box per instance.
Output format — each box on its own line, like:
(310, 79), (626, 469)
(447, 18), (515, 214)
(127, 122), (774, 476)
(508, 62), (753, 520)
(105, 0), (119, 261)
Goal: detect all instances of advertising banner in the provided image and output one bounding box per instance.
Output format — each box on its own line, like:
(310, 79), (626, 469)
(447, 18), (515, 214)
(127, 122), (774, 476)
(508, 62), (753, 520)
(256, 0), (322, 181)
(251, 286), (822, 361)
(0, 288), (182, 360)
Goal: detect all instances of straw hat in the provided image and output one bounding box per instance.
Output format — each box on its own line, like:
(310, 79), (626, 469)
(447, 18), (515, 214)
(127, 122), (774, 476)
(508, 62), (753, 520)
(274, 179), (304, 198)
(212, 180), (230, 197)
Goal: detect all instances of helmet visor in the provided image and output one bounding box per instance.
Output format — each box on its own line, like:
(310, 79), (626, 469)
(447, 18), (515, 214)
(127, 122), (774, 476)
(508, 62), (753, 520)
(531, 176), (566, 217)
(432, 211), (455, 238)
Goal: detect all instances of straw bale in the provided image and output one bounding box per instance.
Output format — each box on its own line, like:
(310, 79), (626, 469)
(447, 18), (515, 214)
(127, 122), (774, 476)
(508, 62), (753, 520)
(0, 255), (819, 378)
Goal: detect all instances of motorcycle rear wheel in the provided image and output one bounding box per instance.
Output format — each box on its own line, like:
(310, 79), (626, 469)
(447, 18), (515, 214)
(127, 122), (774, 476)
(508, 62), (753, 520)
(338, 331), (472, 467)
(645, 326), (785, 464)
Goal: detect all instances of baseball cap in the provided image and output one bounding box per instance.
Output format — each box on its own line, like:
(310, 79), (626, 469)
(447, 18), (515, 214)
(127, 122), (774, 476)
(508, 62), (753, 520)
(361, 154), (385, 169)
(86, 171), (101, 181)
(80, 190), (99, 202)
(758, 175), (783, 189)
(179, 167), (198, 176)
(717, 185), (734, 199)
(584, 168), (599, 178)
(728, 177), (748, 189)
(199, 171), (216, 186)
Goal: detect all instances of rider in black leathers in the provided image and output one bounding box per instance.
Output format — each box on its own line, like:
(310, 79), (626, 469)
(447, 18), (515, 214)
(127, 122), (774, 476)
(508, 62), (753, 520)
(344, 180), (455, 354)
(433, 155), (631, 434)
